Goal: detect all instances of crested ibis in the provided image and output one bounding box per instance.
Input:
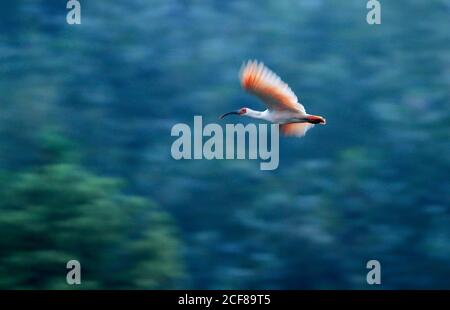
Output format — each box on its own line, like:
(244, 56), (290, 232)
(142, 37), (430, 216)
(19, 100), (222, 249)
(220, 60), (326, 137)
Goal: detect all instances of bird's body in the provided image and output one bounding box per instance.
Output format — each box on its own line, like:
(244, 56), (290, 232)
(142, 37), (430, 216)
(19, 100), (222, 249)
(221, 60), (326, 137)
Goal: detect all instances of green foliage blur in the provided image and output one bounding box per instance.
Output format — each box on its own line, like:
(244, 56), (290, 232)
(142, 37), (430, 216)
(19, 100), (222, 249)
(0, 0), (449, 289)
(0, 133), (183, 289)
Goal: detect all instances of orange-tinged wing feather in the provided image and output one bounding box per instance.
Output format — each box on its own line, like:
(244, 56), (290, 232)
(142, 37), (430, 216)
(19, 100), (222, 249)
(240, 60), (306, 113)
(280, 123), (314, 137)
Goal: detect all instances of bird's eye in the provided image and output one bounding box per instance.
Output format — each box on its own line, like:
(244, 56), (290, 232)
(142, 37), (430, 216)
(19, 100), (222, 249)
(241, 108), (247, 114)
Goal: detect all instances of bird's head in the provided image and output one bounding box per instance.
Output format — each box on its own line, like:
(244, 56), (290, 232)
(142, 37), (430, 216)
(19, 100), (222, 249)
(220, 107), (248, 119)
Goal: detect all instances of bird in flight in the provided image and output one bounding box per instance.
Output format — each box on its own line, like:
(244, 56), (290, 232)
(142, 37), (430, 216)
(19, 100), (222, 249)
(220, 60), (326, 137)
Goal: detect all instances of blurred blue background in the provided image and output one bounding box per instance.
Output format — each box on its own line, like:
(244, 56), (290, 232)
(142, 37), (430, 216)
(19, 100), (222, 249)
(0, 0), (449, 289)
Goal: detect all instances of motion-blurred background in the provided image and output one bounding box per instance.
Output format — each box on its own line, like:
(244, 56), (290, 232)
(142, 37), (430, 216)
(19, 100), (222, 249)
(0, 0), (449, 289)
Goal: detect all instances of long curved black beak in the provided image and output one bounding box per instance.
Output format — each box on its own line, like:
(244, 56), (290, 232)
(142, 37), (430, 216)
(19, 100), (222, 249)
(219, 110), (240, 119)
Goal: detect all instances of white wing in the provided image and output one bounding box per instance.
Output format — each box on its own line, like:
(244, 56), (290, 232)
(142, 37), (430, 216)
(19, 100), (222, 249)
(280, 123), (315, 137)
(240, 60), (306, 114)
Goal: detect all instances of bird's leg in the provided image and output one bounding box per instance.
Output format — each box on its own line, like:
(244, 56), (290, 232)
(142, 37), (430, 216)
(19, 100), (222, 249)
(306, 115), (326, 124)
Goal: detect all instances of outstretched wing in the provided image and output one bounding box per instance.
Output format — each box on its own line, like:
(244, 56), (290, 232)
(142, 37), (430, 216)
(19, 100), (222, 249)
(240, 60), (306, 114)
(280, 123), (314, 137)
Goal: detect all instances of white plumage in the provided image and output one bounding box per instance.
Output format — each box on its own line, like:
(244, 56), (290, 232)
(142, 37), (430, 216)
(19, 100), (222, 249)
(221, 60), (326, 137)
